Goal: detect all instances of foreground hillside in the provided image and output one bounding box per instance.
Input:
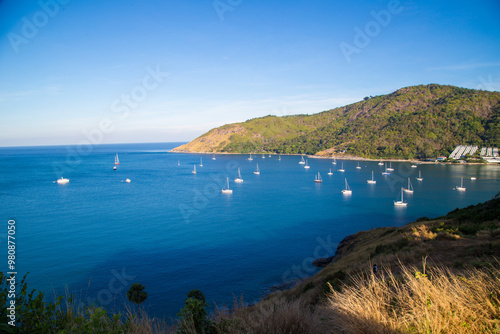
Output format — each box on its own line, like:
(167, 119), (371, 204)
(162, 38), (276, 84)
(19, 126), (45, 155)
(211, 194), (500, 333)
(173, 84), (500, 159)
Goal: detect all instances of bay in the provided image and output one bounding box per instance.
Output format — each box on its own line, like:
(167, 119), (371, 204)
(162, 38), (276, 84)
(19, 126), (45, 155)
(0, 142), (499, 318)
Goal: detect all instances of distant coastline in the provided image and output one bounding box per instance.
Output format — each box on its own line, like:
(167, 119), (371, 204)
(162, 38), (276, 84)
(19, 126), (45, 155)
(168, 150), (495, 165)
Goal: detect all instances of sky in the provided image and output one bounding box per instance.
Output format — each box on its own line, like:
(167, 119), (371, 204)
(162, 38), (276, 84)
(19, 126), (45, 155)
(0, 0), (499, 147)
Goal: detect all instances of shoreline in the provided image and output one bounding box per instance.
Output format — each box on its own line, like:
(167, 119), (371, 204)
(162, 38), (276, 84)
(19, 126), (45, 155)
(168, 150), (495, 165)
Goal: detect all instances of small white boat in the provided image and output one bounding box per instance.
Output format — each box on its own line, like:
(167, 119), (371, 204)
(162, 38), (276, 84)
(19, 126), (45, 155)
(299, 155), (306, 164)
(456, 177), (466, 191)
(254, 163), (260, 175)
(367, 171), (376, 184)
(470, 177), (477, 180)
(248, 153), (253, 161)
(416, 170), (423, 181)
(314, 172), (322, 183)
(262, 154), (265, 159)
(394, 187), (407, 206)
(278, 154), (281, 161)
(235, 168), (244, 183)
(113, 166), (117, 170)
(403, 178), (414, 193)
(304, 159), (310, 169)
(338, 161), (345, 172)
(268, 154), (271, 157)
(178, 160), (180, 166)
(221, 177), (233, 194)
(378, 159), (384, 166)
(411, 164), (417, 168)
(387, 161), (394, 172)
(356, 162), (361, 170)
(342, 178), (352, 195)
(199, 158), (203, 167)
(192, 165), (197, 174)
(212, 154), (216, 160)
(56, 177), (69, 184)
(114, 153), (120, 165)
(125, 178), (131, 183)
(332, 158), (337, 165)
(382, 163), (390, 175)
(327, 169), (333, 175)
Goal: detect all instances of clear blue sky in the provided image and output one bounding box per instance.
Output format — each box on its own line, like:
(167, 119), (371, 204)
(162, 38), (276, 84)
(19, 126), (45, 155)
(1, 0), (499, 146)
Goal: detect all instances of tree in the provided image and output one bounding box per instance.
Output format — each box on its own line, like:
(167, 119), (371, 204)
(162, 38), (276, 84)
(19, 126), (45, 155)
(126, 283), (147, 311)
(177, 289), (212, 334)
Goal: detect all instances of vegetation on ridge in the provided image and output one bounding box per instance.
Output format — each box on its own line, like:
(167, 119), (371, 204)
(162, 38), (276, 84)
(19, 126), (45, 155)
(173, 84), (500, 159)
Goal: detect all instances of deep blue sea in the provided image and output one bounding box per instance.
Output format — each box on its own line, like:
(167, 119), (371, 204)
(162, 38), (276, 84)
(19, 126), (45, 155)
(1, 142), (499, 319)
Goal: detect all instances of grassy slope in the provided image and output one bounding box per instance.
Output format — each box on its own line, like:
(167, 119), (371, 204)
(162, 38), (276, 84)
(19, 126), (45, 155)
(211, 195), (500, 333)
(173, 84), (500, 158)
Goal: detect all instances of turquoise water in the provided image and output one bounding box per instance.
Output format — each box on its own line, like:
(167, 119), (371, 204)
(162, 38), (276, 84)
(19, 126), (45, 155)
(1, 142), (499, 318)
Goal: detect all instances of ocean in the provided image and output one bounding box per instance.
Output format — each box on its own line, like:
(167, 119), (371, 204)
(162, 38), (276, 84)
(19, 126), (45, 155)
(1, 142), (499, 319)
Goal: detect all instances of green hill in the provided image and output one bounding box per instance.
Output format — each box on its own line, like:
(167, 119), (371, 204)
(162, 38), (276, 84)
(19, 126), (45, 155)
(173, 84), (500, 159)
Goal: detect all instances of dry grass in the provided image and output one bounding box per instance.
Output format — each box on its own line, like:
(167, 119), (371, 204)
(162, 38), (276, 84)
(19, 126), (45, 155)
(211, 296), (330, 334)
(327, 261), (500, 333)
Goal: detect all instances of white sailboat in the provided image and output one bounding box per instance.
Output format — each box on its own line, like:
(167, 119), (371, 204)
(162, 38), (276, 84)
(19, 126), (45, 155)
(338, 161), (345, 172)
(254, 163), (260, 175)
(394, 187), (407, 206)
(56, 177), (69, 184)
(199, 158), (203, 167)
(262, 154), (265, 159)
(212, 154), (216, 160)
(304, 159), (310, 169)
(342, 178), (352, 195)
(456, 177), (466, 191)
(299, 155), (305, 164)
(248, 153), (253, 161)
(378, 159), (384, 166)
(314, 172), (322, 183)
(221, 177), (233, 194)
(268, 154), (271, 157)
(327, 168), (333, 175)
(387, 161), (394, 172)
(235, 168), (244, 183)
(192, 165), (197, 174)
(416, 170), (423, 181)
(382, 163), (390, 175)
(356, 162), (361, 169)
(403, 178), (414, 193)
(332, 157), (337, 165)
(278, 154), (281, 161)
(178, 160), (180, 166)
(114, 153), (120, 165)
(367, 171), (376, 184)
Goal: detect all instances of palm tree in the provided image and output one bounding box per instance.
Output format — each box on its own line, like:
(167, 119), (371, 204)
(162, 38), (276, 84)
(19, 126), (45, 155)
(126, 283), (147, 311)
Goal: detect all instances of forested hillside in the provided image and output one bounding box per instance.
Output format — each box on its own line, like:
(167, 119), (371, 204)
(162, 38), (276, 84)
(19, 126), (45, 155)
(173, 84), (500, 159)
